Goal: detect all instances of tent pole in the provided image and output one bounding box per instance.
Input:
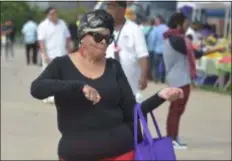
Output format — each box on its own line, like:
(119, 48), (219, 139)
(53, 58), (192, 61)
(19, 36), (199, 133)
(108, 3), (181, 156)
(228, 7), (231, 40)
(224, 7), (229, 39)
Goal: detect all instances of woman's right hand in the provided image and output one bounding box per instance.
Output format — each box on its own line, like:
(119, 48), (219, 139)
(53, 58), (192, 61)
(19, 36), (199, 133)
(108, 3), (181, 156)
(82, 85), (101, 104)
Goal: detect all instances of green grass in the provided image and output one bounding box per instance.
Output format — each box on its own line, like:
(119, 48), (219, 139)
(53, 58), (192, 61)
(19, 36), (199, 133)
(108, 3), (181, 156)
(199, 85), (231, 95)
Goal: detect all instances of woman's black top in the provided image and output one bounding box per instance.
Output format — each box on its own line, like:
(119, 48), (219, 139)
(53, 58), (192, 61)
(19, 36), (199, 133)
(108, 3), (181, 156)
(30, 55), (165, 160)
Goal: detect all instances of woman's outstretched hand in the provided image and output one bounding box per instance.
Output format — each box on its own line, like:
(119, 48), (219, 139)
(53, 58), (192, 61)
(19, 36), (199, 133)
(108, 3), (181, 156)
(158, 88), (184, 101)
(82, 85), (101, 104)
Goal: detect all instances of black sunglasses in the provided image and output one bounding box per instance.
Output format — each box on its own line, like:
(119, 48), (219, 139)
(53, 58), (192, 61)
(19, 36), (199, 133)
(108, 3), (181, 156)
(87, 32), (114, 44)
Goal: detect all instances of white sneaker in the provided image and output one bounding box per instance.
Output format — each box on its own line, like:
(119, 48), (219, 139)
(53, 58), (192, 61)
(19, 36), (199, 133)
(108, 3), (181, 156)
(136, 92), (144, 103)
(47, 97), (54, 104)
(43, 99), (49, 103)
(43, 97), (54, 104)
(172, 140), (188, 150)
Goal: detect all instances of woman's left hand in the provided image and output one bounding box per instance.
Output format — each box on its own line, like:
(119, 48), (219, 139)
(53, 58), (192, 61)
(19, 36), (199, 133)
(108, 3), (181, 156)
(158, 88), (184, 101)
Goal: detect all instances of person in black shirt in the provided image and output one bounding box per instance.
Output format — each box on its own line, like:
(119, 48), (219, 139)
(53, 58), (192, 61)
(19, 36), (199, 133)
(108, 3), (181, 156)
(30, 9), (184, 161)
(2, 19), (16, 60)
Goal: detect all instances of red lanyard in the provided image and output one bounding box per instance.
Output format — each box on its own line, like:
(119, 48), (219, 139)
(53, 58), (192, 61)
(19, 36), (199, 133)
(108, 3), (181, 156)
(114, 20), (126, 61)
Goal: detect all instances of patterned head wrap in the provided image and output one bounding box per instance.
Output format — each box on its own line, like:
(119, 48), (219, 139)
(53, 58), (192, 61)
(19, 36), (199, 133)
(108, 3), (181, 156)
(78, 9), (114, 41)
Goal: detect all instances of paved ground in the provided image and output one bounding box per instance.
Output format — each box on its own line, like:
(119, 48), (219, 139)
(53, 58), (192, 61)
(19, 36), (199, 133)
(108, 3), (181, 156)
(1, 46), (231, 160)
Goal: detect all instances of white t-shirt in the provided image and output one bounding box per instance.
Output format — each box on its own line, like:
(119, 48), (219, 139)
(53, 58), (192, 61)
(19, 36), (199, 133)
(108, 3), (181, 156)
(21, 21), (38, 44)
(37, 19), (71, 59)
(106, 20), (149, 98)
(186, 27), (199, 44)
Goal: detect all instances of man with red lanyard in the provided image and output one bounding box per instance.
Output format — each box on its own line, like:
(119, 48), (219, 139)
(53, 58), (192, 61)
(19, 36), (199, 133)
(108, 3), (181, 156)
(106, 1), (149, 103)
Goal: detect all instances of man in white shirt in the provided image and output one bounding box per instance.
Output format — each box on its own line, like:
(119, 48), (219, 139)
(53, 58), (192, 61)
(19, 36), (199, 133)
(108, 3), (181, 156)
(185, 21), (201, 44)
(37, 7), (72, 103)
(106, 1), (149, 102)
(22, 16), (38, 65)
(38, 7), (72, 68)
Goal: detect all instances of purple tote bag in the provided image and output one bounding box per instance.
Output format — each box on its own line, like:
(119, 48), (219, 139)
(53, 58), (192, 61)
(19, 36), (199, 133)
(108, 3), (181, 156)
(134, 104), (176, 160)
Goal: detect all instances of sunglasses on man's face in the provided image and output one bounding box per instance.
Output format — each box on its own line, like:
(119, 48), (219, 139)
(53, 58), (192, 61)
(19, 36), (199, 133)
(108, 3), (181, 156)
(88, 32), (114, 44)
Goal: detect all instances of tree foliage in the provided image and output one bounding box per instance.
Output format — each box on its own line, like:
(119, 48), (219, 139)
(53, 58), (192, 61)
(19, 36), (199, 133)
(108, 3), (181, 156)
(1, 1), (87, 33)
(1, 2), (28, 25)
(59, 6), (87, 24)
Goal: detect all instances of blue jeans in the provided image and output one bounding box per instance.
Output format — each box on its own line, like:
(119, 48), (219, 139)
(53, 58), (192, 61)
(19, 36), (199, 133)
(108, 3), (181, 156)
(152, 54), (165, 83)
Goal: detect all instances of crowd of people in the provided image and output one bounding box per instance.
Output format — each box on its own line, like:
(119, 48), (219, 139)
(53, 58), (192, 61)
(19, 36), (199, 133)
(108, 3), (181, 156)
(1, 9), (80, 66)
(1, 1), (225, 160)
(140, 14), (225, 84)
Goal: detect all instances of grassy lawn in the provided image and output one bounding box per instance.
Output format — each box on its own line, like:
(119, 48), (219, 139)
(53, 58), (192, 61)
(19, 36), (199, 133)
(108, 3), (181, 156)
(199, 85), (231, 95)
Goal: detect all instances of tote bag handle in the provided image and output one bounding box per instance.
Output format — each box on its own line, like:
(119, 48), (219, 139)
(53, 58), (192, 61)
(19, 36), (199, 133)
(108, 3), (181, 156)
(134, 104), (162, 146)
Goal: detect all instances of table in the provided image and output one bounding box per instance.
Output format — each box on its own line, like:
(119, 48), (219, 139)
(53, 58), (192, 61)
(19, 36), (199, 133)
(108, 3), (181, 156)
(196, 53), (232, 90)
(215, 56), (232, 90)
(196, 55), (222, 85)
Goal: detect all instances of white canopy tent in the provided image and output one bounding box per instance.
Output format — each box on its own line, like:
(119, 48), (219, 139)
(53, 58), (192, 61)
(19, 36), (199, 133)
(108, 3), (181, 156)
(195, 1), (231, 9)
(195, 1), (231, 39)
(177, 1), (231, 38)
(177, 1), (197, 9)
(177, 1), (230, 9)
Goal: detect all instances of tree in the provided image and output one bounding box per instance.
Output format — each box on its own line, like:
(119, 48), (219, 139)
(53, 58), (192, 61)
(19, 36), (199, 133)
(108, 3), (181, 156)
(1, 1), (31, 32)
(59, 6), (87, 24)
(0, 1), (88, 33)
